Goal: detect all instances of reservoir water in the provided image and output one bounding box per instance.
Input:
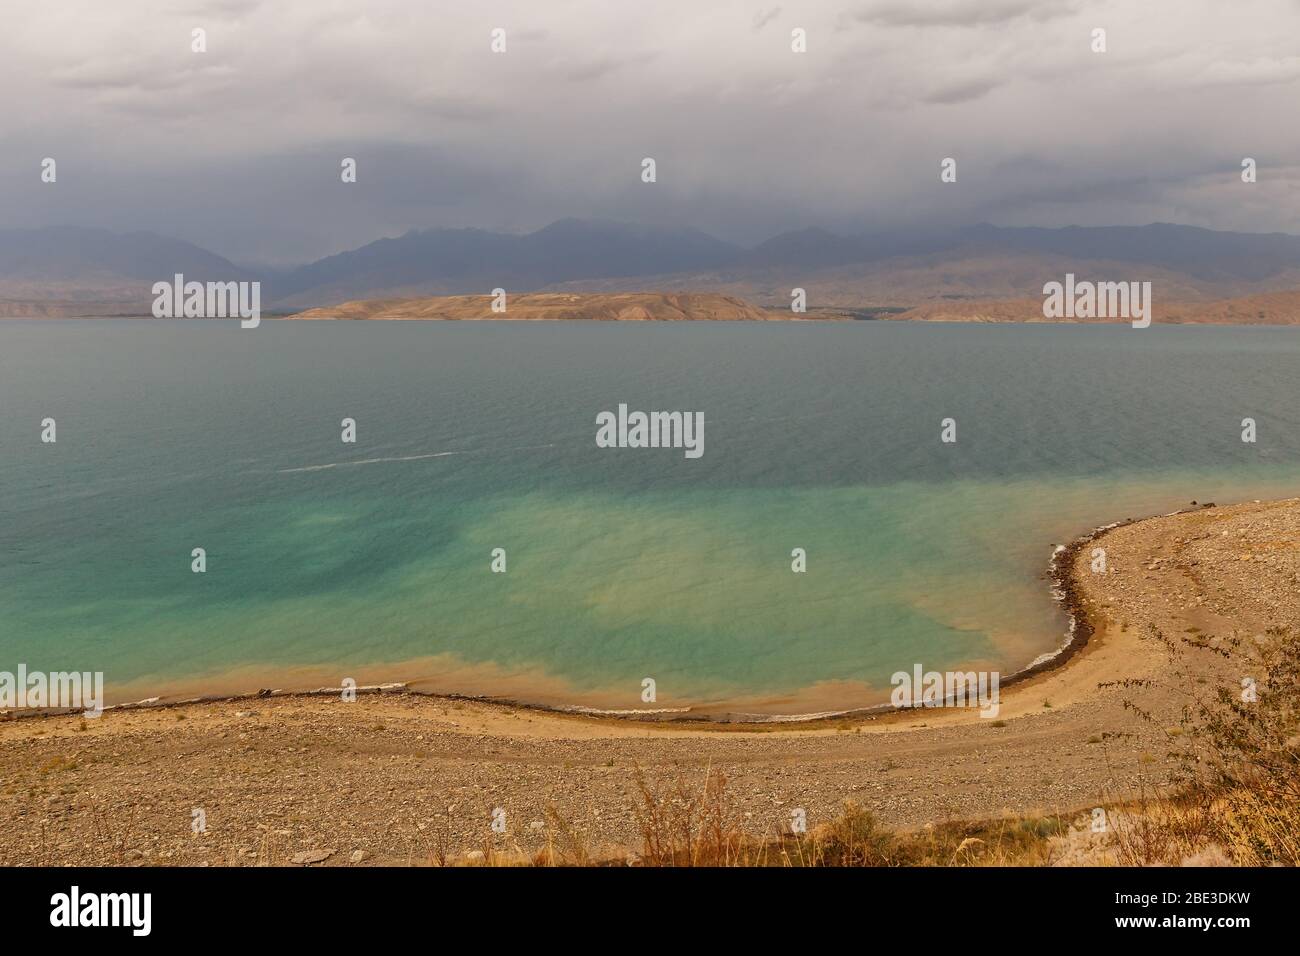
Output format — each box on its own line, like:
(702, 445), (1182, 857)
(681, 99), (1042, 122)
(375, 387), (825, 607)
(2, 319), (1297, 716)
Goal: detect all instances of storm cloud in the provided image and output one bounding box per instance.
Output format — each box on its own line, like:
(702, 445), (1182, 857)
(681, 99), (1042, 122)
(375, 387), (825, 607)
(2, 0), (1298, 264)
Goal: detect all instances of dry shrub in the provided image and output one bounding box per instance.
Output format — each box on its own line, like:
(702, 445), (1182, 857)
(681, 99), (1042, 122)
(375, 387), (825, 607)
(632, 765), (756, 866)
(1111, 626), (1300, 866)
(628, 765), (1066, 867)
(802, 802), (898, 866)
(1186, 628), (1300, 864)
(537, 804), (592, 866)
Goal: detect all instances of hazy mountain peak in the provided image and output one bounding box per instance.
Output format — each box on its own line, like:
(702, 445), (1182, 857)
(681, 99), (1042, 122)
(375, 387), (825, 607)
(7, 220), (1300, 317)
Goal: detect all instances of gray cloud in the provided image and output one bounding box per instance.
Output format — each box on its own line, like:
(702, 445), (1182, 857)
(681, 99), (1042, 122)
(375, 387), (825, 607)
(556, 51), (659, 83)
(2, 0), (1299, 264)
(922, 76), (1001, 104)
(853, 0), (1077, 27)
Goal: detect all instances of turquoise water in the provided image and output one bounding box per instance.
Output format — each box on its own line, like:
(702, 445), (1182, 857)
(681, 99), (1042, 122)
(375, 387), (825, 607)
(1, 320), (1297, 714)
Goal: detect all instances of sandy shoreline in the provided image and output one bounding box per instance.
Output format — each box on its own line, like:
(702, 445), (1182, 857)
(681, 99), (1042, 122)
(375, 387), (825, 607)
(5, 531), (1093, 726)
(2, 497), (1295, 865)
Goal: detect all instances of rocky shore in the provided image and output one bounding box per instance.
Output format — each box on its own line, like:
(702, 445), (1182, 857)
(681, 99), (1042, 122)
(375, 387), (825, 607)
(2, 498), (1294, 866)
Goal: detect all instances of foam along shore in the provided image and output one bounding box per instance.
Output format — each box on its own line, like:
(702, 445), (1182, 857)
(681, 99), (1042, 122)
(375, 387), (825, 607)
(6, 498), (1297, 727)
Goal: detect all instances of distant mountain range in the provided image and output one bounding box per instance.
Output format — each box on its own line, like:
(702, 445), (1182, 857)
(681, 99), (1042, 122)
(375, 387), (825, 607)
(4, 219), (1300, 320)
(0, 227), (251, 316)
(268, 219), (742, 308)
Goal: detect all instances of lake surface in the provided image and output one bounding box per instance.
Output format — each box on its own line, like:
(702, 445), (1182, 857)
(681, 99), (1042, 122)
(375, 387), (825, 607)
(2, 319), (1297, 716)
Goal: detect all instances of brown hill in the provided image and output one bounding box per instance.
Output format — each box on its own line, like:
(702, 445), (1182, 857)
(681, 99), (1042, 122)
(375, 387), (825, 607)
(0, 299), (140, 318)
(303, 285), (1300, 326)
(892, 290), (1300, 324)
(288, 292), (781, 321)
(540, 251), (1300, 310)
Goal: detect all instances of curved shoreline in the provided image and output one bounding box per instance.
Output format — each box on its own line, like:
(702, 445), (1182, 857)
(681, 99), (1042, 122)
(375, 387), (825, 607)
(7, 497), (1292, 866)
(4, 507), (1199, 730)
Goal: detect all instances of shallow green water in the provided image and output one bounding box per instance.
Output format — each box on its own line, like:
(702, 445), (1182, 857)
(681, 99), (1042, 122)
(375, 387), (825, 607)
(1, 320), (1297, 713)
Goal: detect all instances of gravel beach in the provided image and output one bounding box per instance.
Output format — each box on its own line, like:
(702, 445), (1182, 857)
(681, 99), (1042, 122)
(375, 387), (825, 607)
(2, 498), (1295, 866)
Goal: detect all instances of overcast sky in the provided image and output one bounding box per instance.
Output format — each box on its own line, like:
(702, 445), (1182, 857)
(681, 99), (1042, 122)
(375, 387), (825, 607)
(3, 0), (1300, 264)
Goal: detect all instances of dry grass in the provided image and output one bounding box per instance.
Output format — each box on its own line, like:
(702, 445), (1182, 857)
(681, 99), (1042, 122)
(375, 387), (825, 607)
(1177, 628), (1300, 865)
(630, 764), (758, 866)
(512, 628), (1298, 868)
(579, 764), (1068, 867)
(68, 625), (1279, 869)
(1103, 625), (1300, 866)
